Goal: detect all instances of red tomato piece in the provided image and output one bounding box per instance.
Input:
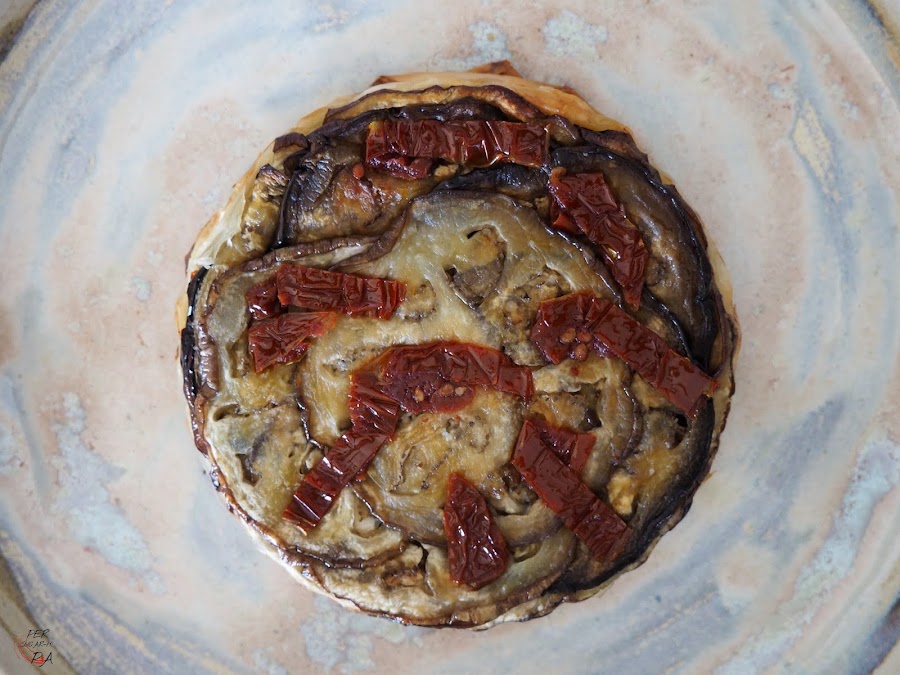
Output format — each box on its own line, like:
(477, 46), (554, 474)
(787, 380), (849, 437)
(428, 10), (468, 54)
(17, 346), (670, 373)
(380, 342), (533, 401)
(512, 418), (630, 561)
(283, 421), (398, 533)
(653, 349), (720, 416)
(245, 277), (282, 321)
(548, 170), (648, 309)
(276, 264), (405, 319)
(594, 303), (717, 417)
(530, 293), (716, 416)
(443, 473), (509, 589)
(283, 375), (401, 533)
(380, 374), (477, 415)
(529, 292), (610, 364)
(529, 417), (596, 474)
(366, 119), (548, 180)
(247, 312), (338, 372)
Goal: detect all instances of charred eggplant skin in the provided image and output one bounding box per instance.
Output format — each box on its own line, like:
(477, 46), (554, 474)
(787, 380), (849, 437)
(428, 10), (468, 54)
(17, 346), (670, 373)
(181, 266), (209, 403)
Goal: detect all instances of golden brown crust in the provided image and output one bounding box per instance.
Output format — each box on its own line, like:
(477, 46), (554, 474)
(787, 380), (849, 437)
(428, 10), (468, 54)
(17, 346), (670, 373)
(465, 59), (524, 77)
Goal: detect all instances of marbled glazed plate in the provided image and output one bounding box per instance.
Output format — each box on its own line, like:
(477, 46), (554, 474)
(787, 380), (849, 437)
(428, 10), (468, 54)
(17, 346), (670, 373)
(0, 2), (897, 673)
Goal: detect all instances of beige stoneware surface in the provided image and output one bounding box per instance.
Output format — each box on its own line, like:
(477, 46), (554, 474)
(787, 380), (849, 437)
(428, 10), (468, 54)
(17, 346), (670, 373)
(0, 1), (897, 673)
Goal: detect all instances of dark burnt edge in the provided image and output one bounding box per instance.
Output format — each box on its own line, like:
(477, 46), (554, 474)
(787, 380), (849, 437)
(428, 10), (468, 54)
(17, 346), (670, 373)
(395, 98), (508, 122)
(306, 531), (578, 628)
(273, 131), (309, 153)
(581, 128), (649, 166)
(181, 266), (209, 404)
(550, 143), (718, 369)
(618, 379), (645, 464)
(180, 327), (198, 402)
(275, 170), (301, 247)
(637, 396), (716, 549)
(181, 266), (224, 461)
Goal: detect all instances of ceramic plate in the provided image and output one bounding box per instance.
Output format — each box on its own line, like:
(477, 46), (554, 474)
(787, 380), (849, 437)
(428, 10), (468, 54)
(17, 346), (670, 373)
(1, 1), (897, 673)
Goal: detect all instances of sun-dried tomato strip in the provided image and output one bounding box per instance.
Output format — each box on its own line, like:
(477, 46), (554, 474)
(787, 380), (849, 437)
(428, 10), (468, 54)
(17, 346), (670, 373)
(594, 303), (716, 415)
(380, 342), (534, 402)
(529, 417), (595, 474)
(548, 169), (648, 309)
(245, 277), (282, 321)
(443, 473), (509, 589)
(283, 375), (400, 533)
(276, 264), (405, 319)
(512, 418), (629, 561)
(283, 424), (398, 532)
(247, 312), (338, 372)
(366, 119), (548, 180)
(530, 293), (716, 415)
(347, 371), (405, 435)
(529, 291), (610, 364)
(283, 341), (533, 531)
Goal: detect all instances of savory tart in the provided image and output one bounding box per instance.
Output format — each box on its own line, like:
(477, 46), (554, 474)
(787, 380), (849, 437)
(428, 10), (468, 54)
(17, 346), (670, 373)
(177, 62), (737, 628)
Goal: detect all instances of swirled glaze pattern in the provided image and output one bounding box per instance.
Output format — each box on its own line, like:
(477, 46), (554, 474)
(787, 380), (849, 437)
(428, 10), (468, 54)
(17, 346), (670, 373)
(0, 1), (897, 672)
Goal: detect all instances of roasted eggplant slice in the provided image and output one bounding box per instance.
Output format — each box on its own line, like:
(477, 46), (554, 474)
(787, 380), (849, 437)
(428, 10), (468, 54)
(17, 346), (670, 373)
(177, 65), (737, 628)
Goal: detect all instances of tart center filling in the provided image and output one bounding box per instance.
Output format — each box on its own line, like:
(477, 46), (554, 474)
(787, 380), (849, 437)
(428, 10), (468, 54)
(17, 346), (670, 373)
(301, 192), (609, 443)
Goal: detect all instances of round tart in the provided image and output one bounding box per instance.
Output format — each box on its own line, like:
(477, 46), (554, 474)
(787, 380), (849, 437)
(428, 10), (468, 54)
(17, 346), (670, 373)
(177, 62), (737, 628)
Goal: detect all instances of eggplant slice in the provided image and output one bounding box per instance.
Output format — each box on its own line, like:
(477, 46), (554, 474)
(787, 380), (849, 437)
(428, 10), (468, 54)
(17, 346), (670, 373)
(178, 67), (736, 628)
